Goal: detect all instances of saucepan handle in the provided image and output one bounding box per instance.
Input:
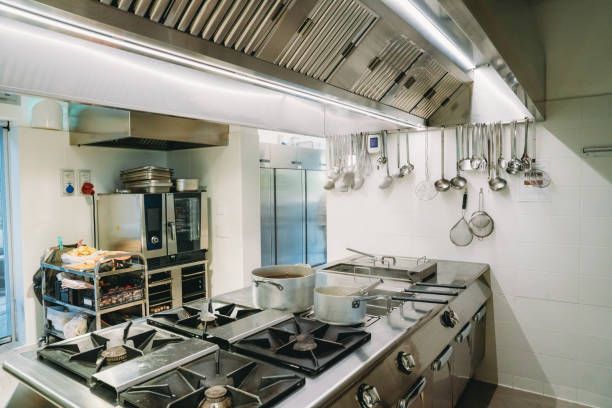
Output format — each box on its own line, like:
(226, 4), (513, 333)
(253, 280), (284, 291)
(351, 295), (379, 308)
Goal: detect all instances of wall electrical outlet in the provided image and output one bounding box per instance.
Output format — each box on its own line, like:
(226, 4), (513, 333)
(77, 169), (92, 194)
(61, 169), (76, 196)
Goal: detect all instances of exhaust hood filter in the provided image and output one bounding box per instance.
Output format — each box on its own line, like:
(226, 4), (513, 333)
(410, 73), (462, 119)
(350, 36), (421, 101)
(382, 53), (446, 114)
(275, 0), (378, 81)
(90, 0), (470, 122)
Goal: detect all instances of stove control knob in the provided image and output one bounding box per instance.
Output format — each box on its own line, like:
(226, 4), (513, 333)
(397, 351), (416, 374)
(357, 383), (381, 408)
(441, 309), (459, 328)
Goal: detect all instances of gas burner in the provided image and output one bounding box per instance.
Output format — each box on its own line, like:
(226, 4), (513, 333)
(37, 321), (185, 384)
(232, 316), (371, 375)
(291, 333), (318, 352)
(120, 349), (305, 408)
(147, 302), (262, 340)
(100, 346), (128, 363)
(199, 385), (232, 408)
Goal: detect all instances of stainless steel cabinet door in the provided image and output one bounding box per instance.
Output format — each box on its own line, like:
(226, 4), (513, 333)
(275, 169), (305, 264)
(431, 345), (453, 408)
(305, 170), (327, 266)
(260, 168), (275, 267)
(452, 323), (473, 405)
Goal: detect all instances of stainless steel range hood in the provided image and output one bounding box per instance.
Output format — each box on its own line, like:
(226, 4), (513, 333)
(69, 103), (229, 150)
(11, 0), (476, 127)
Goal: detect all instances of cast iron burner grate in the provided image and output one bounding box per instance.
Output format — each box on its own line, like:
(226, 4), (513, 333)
(231, 316), (371, 375)
(37, 321), (184, 384)
(119, 349), (305, 408)
(147, 302), (261, 339)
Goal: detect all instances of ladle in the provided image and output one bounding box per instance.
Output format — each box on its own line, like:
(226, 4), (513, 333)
(506, 121), (523, 175)
(378, 131), (393, 189)
(434, 127), (451, 192)
(451, 126), (467, 190)
(488, 126), (507, 191)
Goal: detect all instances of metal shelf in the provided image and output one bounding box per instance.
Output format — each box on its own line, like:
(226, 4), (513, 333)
(43, 295), (96, 316)
(40, 247), (148, 336)
(99, 299), (145, 315)
(41, 262), (145, 278)
(148, 278), (172, 288)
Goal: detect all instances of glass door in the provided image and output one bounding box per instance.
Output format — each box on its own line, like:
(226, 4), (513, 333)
(172, 193), (202, 253)
(0, 122), (11, 344)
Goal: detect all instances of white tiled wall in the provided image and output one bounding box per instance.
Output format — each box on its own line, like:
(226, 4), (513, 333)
(168, 126), (261, 296)
(326, 95), (612, 407)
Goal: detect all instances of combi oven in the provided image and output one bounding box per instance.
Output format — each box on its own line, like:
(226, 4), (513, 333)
(96, 192), (208, 268)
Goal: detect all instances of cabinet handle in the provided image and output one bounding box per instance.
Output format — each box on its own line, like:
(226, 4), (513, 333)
(432, 345), (454, 371)
(473, 305), (487, 323)
(456, 322), (473, 343)
(399, 377), (427, 408)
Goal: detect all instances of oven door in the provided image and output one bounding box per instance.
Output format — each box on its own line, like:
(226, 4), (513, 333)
(166, 192), (208, 256)
(143, 193), (167, 258)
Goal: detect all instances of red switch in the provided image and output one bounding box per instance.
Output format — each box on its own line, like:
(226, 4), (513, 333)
(81, 182), (95, 196)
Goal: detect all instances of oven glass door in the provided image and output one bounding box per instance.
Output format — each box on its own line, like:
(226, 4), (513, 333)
(168, 192), (202, 254)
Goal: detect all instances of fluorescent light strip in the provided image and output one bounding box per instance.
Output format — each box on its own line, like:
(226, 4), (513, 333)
(0, 1), (425, 129)
(383, 0), (475, 71)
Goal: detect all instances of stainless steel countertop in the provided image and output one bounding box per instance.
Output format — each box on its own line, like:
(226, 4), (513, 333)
(2, 259), (489, 408)
(218, 259), (490, 408)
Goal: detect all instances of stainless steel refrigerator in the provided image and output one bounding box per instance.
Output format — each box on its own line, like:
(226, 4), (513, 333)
(260, 143), (327, 267)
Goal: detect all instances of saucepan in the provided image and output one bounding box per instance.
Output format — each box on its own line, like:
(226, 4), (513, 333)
(251, 264), (314, 313)
(314, 279), (383, 325)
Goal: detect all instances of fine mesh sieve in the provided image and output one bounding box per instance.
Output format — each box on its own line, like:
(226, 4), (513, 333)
(469, 188), (494, 238)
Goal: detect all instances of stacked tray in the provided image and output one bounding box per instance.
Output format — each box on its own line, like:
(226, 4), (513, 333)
(121, 166), (174, 193)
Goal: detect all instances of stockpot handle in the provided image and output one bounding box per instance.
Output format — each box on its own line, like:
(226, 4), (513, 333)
(399, 377), (427, 408)
(253, 280), (284, 291)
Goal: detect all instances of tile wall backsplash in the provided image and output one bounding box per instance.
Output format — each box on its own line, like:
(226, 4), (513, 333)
(326, 95), (612, 407)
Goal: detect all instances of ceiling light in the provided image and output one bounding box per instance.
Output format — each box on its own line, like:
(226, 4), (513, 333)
(383, 0), (475, 71)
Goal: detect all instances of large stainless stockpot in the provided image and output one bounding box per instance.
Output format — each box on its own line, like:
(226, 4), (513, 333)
(251, 264), (315, 313)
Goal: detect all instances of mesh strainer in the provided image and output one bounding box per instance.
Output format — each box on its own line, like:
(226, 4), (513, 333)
(450, 191), (473, 247)
(469, 188), (494, 238)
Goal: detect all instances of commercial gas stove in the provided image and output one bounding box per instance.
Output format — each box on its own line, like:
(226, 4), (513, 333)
(119, 349), (305, 408)
(5, 260), (492, 408)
